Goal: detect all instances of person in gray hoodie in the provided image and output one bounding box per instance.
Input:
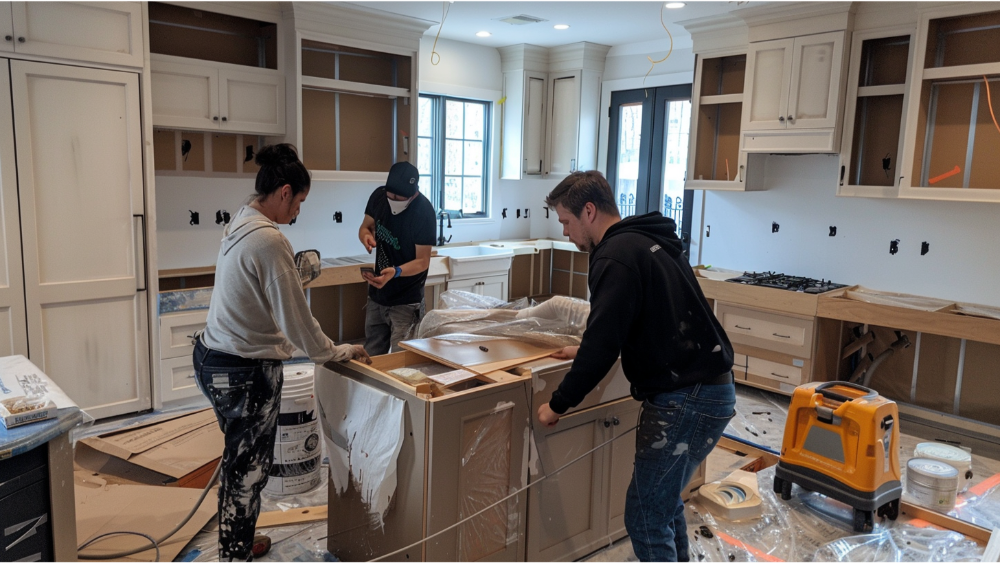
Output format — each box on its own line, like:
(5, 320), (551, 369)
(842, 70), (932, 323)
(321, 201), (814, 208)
(194, 144), (370, 561)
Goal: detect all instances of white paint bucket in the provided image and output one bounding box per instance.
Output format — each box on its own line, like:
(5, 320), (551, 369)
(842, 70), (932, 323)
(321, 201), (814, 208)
(264, 456), (323, 495)
(914, 442), (973, 493)
(906, 458), (958, 512)
(266, 363), (321, 495)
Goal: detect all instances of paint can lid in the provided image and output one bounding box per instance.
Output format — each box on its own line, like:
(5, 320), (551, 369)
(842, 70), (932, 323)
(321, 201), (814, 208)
(907, 457), (959, 490)
(914, 442), (971, 464)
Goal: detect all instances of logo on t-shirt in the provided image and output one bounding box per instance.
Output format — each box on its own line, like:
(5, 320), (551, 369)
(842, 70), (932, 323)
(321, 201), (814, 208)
(650, 244), (661, 253)
(375, 221), (401, 251)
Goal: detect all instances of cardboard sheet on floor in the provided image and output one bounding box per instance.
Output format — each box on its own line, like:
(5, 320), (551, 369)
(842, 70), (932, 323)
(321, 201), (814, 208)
(75, 481), (217, 562)
(317, 374), (404, 525)
(400, 337), (559, 375)
(80, 408), (223, 481)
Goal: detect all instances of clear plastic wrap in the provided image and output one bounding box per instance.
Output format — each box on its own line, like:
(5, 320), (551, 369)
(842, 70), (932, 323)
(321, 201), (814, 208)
(457, 403), (517, 561)
(439, 290), (530, 311)
(417, 292), (589, 349)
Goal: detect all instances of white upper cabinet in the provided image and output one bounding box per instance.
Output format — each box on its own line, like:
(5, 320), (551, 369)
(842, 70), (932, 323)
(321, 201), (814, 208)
(742, 31), (847, 152)
(0, 2), (143, 67)
(725, 1), (856, 154)
(147, 2), (285, 136)
(499, 42), (609, 180)
(899, 3), (1000, 202)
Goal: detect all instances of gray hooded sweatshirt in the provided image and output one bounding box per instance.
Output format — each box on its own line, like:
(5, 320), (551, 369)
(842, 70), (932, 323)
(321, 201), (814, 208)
(201, 205), (352, 363)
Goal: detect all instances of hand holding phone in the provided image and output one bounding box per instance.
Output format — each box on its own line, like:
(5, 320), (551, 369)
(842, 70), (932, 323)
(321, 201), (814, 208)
(360, 267), (376, 279)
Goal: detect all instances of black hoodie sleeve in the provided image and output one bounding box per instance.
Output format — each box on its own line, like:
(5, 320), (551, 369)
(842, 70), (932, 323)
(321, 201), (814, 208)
(548, 256), (639, 414)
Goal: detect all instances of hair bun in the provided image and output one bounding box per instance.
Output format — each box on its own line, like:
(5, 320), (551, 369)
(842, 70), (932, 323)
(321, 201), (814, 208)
(255, 143), (300, 167)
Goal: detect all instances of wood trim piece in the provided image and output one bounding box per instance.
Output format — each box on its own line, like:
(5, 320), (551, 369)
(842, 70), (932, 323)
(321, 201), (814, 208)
(900, 502), (992, 544)
(159, 266), (216, 278)
(817, 295), (1000, 346)
(921, 61), (1000, 82)
(257, 505), (329, 528)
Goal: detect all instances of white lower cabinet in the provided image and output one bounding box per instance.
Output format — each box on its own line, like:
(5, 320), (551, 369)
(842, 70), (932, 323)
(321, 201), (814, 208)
(158, 309), (208, 403)
(447, 274), (509, 302)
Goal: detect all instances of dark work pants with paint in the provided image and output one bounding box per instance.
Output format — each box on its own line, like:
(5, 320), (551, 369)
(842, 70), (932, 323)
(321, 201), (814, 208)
(625, 379), (736, 562)
(194, 338), (283, 562)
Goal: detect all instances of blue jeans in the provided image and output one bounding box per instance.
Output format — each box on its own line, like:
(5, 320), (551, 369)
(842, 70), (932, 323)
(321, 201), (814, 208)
(625, 380), (736, 562)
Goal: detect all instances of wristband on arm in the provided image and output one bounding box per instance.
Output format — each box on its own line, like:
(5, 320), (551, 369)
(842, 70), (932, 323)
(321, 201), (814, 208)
(393, 266), (402, 278)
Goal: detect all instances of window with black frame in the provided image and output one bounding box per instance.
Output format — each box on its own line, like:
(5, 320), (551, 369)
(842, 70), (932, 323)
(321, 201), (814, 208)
(417, 94), (490, 216)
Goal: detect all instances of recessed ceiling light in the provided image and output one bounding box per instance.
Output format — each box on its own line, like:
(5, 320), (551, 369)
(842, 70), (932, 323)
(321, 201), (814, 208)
(554, 24), (570, 30)
(665, 2), (686, 8)
(476, 31), (492, 37)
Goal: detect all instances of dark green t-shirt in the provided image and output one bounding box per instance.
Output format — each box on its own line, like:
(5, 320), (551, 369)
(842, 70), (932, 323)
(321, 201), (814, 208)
(364, 187), (437, 306)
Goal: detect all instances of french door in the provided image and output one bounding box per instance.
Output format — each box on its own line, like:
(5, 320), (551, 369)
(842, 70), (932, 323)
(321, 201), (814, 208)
(607, 85), (694, 258)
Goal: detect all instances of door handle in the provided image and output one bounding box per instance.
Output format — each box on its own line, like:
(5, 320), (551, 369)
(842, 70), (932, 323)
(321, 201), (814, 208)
(778, 116), (785, 122)
(772, 333), (791, 339)
(787, 115), (794, 122)
(612, 416), (620, 426)
(734, 325), (751, 330)
(604, 419), (611, 428)
(771, 372), (789, 379)
(134, 215), (147, 292)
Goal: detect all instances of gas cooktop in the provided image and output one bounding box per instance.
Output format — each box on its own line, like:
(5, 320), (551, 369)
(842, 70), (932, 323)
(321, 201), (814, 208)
(725, 271), (848, 294)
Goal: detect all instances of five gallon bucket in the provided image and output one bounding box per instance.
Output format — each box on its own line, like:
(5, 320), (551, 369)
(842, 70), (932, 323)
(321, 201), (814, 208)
(905, 458), (958, 512)
(265, 364), (322, 495)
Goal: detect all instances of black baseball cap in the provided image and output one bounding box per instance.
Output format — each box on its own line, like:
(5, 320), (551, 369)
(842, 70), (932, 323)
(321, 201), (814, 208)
(384, 161), (419, 198)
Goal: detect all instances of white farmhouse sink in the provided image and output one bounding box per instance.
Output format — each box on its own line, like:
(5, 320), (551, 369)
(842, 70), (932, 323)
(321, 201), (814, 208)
(436, 245), (514, 279)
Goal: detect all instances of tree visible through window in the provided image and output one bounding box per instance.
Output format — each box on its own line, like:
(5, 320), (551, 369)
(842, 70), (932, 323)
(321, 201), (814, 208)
(417, 94), (490, 216)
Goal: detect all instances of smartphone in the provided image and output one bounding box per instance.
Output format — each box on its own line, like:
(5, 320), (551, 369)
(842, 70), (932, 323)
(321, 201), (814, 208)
(360, 267), (376, 278)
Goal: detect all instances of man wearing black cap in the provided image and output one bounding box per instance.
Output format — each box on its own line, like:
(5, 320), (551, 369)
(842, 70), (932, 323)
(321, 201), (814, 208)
(358, 161), (437, 355)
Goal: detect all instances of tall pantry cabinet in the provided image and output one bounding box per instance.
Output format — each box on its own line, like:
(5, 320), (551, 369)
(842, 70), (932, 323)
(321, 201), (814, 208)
(0, 2), (151, 420)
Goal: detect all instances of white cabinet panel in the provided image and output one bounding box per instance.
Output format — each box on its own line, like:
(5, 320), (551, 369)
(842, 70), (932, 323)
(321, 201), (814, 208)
(788, 31), (844, 129)
(220, 68), (285, 135)
(11, 60), (149, 419)
(0, 4), (12, 54)
(11, 2), (143, 67)
(547, 72), (581, 176)
(524, 74), (546, 175)
(447, 274), (508, 302)
(744, 39), (792, 130)
(0, 62), (25, 357)
(151, 59), (218, 130)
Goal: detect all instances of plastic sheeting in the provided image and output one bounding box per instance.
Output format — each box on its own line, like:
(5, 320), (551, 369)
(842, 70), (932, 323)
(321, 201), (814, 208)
(417, 291), (590, 349)
(457, 402), (517, 561)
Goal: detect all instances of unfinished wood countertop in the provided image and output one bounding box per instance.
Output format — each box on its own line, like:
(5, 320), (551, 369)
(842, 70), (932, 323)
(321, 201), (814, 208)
(695, 274), (829, 317)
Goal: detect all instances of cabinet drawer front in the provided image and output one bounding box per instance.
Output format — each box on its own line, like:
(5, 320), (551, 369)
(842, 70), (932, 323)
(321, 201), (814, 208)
(161, 356), (199, 394)
(733, 352), (748, 380)
(717, 303), (814, 357)
(159, 309), (208, 360)
(746, 355), (802, 385)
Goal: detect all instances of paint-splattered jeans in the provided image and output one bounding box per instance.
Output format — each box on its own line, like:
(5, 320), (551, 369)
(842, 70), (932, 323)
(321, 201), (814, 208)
(193, 338), (283, 561)
(625, 379), (736, 562)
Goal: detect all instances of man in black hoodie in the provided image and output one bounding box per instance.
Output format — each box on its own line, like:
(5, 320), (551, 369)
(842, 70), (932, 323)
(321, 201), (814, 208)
(538, 171), (736, 562)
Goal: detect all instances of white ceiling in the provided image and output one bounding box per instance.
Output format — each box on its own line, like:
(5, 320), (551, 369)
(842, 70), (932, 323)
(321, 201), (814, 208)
(345, 1), (748, 50)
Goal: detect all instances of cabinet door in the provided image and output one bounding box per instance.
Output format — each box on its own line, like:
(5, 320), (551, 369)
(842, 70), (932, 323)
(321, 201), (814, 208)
(219, 68), (286, 135)
(524, 72), (546, 175)
(11, 2), (143, 67)
(159, 309), (208, 360)
(426, 381), (530, 561)
(11, 61), (150, 419)
(479, 274), (508, 302)
(606, 401), (640, 540)
(527, 406), (608, 561)
(0, 61), (26, 357)
(446, 277), (482, 295)
(743, 38), (794, 131)
(787, 31), (845, 129)
(547, 71), (582, 176)
(150, 59), (220, 131)
(0, 4), (12, 54)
